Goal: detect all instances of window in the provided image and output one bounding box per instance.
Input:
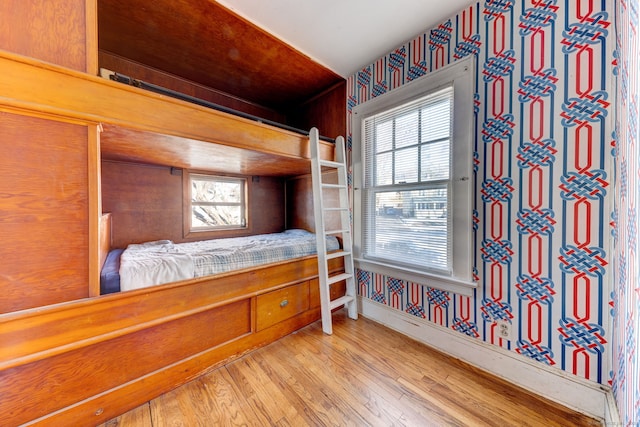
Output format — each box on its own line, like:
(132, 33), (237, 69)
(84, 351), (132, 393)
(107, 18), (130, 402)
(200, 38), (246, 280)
(352, 57), (475, 294)
(188, 173), (247, 232)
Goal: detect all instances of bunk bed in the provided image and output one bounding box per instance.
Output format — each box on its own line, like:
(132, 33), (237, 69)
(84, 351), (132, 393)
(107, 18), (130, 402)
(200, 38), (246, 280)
(0, 50), (347, 426)
(94, 68), (340, 294)
(94, 69), (343, 295)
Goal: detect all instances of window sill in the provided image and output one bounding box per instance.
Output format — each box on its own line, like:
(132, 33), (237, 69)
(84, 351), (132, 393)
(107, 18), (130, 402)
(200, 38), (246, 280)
(354, 258), (476, 296)
(183, 226), (250, 240)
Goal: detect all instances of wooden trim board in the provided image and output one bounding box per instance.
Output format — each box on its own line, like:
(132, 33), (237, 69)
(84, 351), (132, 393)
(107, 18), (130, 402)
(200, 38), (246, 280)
(0, 51), (334, 162)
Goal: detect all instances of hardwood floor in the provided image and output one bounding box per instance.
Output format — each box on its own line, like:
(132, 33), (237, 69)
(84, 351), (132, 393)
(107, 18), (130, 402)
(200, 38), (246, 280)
(101, 311), (601, 426)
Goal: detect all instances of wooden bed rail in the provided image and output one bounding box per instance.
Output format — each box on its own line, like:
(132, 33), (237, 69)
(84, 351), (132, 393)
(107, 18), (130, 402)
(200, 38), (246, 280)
(0, 50), (335, 161)
(0, 256), (336, 370)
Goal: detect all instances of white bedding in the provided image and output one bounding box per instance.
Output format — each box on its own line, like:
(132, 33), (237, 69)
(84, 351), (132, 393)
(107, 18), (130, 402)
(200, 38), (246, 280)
(119, 229), (340, 291)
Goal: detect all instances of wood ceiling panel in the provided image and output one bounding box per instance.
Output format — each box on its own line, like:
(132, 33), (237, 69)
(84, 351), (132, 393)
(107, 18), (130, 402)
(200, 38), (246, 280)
(97, 0), (343, 109)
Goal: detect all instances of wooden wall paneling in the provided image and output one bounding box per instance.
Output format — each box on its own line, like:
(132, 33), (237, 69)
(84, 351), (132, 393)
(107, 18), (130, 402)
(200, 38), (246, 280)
(286, 170), (341, 233)
(99, 51), (286, 123)
(0, 112), (89, 313)
(0, 0), (94, 311)
(247, 175), (286, 236)
(0, 1), (349, 425)
(101, 161), (286, 248)
(86, 0), (99, 75)
(101, 162), (183, 248)
(0, 0), (89, 72)
(287, 81), (347, 140)
(286, 174), (314, 232)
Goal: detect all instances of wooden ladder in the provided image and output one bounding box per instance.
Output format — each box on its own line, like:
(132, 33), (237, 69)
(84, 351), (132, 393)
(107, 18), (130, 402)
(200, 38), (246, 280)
(309, 127), (357, 335)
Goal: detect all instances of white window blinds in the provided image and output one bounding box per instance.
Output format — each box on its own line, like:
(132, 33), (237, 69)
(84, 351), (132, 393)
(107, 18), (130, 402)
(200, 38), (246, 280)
(353, 57), (474, 294)
(362, 86), (454, 274)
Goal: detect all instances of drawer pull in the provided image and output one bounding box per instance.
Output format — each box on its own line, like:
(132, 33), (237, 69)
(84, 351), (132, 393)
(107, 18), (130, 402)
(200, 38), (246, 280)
(280, 299), (289, 307)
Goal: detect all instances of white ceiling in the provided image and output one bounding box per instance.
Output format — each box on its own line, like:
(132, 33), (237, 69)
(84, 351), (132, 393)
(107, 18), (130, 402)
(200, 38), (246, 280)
(216, 0), (472, 77)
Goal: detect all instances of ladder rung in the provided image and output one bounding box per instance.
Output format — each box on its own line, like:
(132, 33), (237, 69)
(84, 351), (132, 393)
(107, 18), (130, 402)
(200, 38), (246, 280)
(330, 295), (355, 310)
(319, 159), (345, 169)
(326, 250), (352, 260)
(327, 272), (353, 285)
(325, 229), (351, 235)
(321, 183), (347, 189)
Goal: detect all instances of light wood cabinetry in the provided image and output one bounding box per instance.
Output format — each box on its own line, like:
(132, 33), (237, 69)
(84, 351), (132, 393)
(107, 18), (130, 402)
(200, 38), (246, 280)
(257, 281), (311, 331)
(0, 253), (344, 426)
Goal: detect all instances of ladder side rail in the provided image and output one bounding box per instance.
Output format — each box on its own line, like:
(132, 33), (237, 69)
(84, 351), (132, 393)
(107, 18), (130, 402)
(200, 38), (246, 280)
(309, 128), (333, 334)
(334, 136), (358, 320)
(334, 136), (354, 257)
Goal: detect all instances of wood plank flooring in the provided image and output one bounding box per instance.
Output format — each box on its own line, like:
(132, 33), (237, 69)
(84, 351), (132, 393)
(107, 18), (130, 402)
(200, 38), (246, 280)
(101, 311), (601, 426)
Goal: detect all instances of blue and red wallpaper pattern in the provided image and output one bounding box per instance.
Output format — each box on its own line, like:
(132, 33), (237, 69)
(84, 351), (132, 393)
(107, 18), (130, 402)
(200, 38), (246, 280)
(347, 0), (618, 389)
(612, 1), (639, 425)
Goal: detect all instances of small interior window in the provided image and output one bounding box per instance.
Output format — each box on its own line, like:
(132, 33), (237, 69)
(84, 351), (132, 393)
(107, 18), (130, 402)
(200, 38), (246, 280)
(188, 173), (247, 232)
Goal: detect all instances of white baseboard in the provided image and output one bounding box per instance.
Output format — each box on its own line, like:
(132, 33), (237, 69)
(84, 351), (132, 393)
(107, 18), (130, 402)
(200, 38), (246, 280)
(359, 297), (615, 424)
(604, 389), (622, 426)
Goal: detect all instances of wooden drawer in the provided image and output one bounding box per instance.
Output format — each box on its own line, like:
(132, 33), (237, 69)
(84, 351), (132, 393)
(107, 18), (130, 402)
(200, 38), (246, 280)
(256, 281), (310, 331)
(309, 277), (347, 309)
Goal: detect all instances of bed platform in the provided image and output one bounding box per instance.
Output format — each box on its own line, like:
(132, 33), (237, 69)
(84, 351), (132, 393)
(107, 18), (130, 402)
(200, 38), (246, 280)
(1, 51), (337, 176)
(104, 229), (340, 292)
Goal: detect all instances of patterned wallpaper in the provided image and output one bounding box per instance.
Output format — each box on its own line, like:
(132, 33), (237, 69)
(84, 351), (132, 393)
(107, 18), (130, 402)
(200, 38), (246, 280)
(347, 0), (619, 395)
(612, 1), (639, 425)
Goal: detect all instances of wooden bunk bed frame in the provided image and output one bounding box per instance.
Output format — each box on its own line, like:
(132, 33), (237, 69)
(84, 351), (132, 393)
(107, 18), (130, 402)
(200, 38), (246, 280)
(0, 50), (345, 426)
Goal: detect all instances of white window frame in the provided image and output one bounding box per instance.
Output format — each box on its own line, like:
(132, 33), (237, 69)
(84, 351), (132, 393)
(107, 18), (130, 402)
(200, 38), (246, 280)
(352, 57), (476, 295)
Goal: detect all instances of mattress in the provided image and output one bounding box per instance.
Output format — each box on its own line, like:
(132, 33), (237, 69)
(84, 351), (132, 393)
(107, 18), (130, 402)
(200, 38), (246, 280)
(100, 248), (124, 294)
(118, 229), (339, 292)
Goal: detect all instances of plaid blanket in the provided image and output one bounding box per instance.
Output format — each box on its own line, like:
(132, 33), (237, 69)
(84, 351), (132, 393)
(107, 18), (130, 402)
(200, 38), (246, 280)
(120, 229), (339, 291)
